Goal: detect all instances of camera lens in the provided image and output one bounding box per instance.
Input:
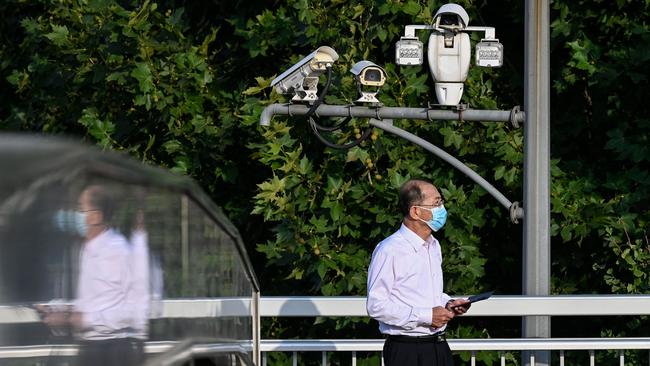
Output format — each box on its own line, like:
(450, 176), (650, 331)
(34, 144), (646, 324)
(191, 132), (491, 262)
(364, 69), (382, 82)
(440, 14), (458, 26)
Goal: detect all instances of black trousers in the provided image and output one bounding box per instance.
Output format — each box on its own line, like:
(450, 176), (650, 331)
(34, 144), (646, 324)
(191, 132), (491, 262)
(76, 338), (144, 366)
(383, 337), (454, 366)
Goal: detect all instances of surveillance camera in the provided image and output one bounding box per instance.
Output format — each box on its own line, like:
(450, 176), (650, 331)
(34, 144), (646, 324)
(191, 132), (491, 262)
(433, 3), (470, 31)
(350, 60), (386, 104)
(271, 46), (339, 103)
(350, 60), (386, 87)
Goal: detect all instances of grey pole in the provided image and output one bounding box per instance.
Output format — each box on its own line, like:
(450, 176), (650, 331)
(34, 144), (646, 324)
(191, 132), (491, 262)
(523, 0), (551, 364)
(259, 104), (524, 127)
(368, 119), (523, 222)
(259, 104), (526, 222)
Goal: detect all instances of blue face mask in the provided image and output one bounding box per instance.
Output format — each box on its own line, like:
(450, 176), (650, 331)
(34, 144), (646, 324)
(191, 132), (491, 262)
(416, 205), (447, 232)
(53, 209), (88, 237)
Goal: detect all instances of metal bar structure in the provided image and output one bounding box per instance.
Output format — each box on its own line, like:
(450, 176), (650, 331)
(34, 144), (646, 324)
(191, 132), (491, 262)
(4, 297), (650, 364)
(259, 104), (525, 222)
(2, 339), (649, 356)
(368, 119), (524, 221)
(5, 295), (650, 324)
(523, 0), (551, 365)
(259, 103), (524, 127)
(256, 339), (650, 366)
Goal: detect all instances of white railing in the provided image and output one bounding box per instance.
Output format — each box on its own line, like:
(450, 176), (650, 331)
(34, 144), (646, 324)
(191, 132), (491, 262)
(258, 296), (650, 366)
(2, 295), (650, 365)
(260, 339), (650, 366)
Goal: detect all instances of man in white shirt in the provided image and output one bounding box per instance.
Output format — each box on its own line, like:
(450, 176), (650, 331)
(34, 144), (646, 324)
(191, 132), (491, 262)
(367, 179), (470, 366)
(42, 185), (144, 366)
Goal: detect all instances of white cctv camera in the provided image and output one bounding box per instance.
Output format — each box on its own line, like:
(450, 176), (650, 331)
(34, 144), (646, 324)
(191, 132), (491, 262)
(350, 60), (387, 104)
(428, 3), (471, 106)
(271, 46), (339, 103)
(395, 3), (504, 105)
(350, 61), (386, 87)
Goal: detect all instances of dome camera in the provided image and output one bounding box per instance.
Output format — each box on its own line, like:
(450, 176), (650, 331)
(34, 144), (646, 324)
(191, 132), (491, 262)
(433, 3), (470, 31)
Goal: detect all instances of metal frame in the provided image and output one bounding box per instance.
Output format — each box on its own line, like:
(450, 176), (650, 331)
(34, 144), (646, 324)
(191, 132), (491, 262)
(2, 339), (648, 366)
(4, 295), (650, 324)
(3, 296), (650, 364)
(259, 104), (525, 222)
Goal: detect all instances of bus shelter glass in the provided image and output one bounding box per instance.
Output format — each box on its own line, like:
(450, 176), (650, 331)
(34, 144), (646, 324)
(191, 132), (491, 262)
(0, 176), (255, 365)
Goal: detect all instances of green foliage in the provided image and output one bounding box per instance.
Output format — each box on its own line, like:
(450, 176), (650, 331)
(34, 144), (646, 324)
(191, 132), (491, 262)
(0, 0), (263, 224)
(2, 0), (650, 359)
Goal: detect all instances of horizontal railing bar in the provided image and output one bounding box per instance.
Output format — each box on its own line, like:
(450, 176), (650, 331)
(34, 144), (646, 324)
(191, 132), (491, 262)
(3, 338), (650, 359)
(4, 295), (650, 324)
(259, 295), (650, 317)
(260, 338), (650, 352)
(0, 341), (254, 359)
(0, 298), (253, 324)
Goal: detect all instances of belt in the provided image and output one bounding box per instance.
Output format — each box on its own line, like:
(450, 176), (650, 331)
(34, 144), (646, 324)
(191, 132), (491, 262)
(386, 331), (446, 343)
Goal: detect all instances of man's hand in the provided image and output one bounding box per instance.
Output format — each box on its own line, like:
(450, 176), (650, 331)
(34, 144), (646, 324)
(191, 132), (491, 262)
(431, 306), (454, 328)
(68, 311), (84, 330)
(40, 309), (69, 327)
(446, 298), (471, 315)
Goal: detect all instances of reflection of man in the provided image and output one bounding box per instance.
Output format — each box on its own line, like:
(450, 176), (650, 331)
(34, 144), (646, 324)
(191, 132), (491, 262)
(367, 180), (470, 366)
(42, 185), (143, 366)
(129, 209), (150, 344)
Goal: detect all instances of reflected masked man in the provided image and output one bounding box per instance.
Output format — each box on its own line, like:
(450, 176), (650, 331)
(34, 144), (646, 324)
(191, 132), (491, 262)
(367, 179), (470, 366)
(43, 185), (143, 366)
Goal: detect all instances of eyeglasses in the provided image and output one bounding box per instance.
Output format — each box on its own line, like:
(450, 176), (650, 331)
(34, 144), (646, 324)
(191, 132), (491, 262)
(76, 208), (100, 213)
(414, 199), (444, 208)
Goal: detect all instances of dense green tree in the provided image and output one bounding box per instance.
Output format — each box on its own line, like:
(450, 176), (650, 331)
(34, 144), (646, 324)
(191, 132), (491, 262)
(1, 0), (649, 364)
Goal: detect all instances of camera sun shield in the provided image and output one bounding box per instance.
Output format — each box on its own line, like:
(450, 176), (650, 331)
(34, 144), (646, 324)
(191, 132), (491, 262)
(395, 37), (424, 66)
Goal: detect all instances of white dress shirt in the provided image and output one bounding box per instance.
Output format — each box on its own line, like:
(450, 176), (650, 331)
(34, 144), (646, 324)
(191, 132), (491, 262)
(367, 224), (451, 336)
(75, 229), (133, 340)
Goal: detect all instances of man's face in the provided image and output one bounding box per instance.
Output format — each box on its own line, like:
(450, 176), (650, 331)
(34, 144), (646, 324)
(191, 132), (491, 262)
(78, 189), (103, 228)
(414, 184), (443, 221)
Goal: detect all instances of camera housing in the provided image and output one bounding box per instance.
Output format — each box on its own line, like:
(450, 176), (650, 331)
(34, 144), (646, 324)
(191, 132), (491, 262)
(350, 61), (386, 87)
(393, 3), (505, 106)
(271, 46), (339, 103)
(350, 61), (387, 104)
(433, 3), (469, 32)
(428, 3), (472, 105)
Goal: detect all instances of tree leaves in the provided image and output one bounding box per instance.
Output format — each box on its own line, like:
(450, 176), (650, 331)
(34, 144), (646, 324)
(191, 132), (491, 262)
(2, 0), (649, 348)
(44, 24), (70, 47)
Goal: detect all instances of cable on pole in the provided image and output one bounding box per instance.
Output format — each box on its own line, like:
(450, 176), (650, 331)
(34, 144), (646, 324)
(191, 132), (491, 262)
(303, 67), (373, 149)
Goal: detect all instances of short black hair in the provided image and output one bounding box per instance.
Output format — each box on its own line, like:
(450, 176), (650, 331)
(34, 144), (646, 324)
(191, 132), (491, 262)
(86, 185), (117, 224)
(398, 180), (427, 217)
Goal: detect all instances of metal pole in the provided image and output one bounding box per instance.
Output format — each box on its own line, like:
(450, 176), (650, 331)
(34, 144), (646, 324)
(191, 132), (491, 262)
(523, 0), (551, 365)
(259, 105), (526, 222)
(181, 195), (190, 283)
(369, 119), (523, 222)
(259, 103), (524, 127)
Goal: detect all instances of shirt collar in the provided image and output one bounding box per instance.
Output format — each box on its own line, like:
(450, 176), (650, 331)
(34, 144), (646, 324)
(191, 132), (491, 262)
(398, 223), (434, 252)
(84, 228), (112, 252)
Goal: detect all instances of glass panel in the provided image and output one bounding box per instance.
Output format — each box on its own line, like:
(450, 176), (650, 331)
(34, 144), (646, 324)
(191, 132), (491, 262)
(0, 137), (257, 365)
